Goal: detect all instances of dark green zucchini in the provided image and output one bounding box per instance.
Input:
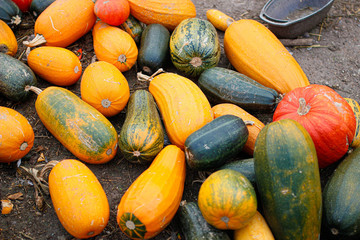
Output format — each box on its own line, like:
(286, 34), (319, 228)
(219, 158), (255, 187)
(0, 0), (22, 26)
(184, 114), (248, 170)
(323, 147), (360, 237)
(198, 67), (279, 112)
(118, 90), (164, 164)
(138, 23), (170, 74)
(254, 119), (322, 240)
(170, 18), (220, 77)
(0, 53), (37, 101)
(177, 201), (231, 240)
(29, 0), (55, 18)
(120, 15), (143, 44)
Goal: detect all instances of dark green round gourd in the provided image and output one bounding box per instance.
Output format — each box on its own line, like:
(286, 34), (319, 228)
(138, 23), (170, 74)
(198, 67), (279, 112)
(29, 0), (56, 18)
(323, 147), (360, 237)
(118, 90), (164, 164)
(254, 119), (322, 240)
(170, 17), (220, 77)
(177, 201), (231, 240)
(0, 0), (22, 26)
(0, 52), (37, 101)
(184, 114), (249, 170)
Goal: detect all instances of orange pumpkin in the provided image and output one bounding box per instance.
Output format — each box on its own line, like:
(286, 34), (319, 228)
(0, 19), (18, 56)
(224, 19), (309, 94)
(212, 103), (264, 155)
(23, 0), (96, 47)
(148, 72), (214, 149)
(94, 0), (130, 26)
(128, 0), (196, 30)
(117, 145), (186, 239)
(92, 21), (138, 72)
(80, 61), (130, 117)
(49, 159), (109, 239)
(273, 84), (356, 168)
(27, 46), (82, 86)
(0, 106), (34, 163)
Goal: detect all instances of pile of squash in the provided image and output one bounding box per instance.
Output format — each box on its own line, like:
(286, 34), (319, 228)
(1, 0), (360, 239)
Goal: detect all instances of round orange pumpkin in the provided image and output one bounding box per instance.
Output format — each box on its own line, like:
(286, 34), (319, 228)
(27, 46), (82, 86)
(94, 0), (130, 26)
(198, 169), (257, 230)
(92, 20), (138, 72)
(49, 159), (109, 239)
(80, 61), (130, 117)
(0, 19), (18, 56)
(273, 84), (356, 168)
(0, 106), (34, 163)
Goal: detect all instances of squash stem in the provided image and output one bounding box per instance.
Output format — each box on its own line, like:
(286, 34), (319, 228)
(23, 34), (47, 48)
(297, 98), (311, 115)
(137, 68), (165, 82)
(244, 120), (255, 126)
(25, 85), (42, 95)
(11, 15), (21, 25)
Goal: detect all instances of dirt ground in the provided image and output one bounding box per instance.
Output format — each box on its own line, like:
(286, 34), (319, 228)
(1, 0), (360, 239)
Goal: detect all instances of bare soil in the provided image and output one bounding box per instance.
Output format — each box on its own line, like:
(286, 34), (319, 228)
(1, 0), (360, 239)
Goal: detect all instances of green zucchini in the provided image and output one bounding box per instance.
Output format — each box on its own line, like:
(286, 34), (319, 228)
(254, 119), (322, 240)
(177, 201), (231, 240)
(29, 0), (55, 18)
(0, 0), (22, 26)
(170, 18), (220, 77)
(0, 52), (37, 101)
(184, 114), (248, 170)
(198, 67), (279, 112)
(118, 90), (164, 164)
(323, 147), (360, 237)
(219, 158), (255, 187)
(138, 23), (170, 74)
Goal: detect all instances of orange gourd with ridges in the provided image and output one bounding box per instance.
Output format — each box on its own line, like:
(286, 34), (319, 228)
(224, 19), (309, 94)
(148, 72), (213, 149)
(92, 21), (138, 72)
(212, 103), (264, 155)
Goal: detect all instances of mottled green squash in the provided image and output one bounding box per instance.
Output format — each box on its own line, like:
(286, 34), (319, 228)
(120, 15), (143, 44)
(170, 18), (220, 77)
(219, 158), (255, 187)
(254, 119), (322, 240)
(118, 90), (164, 164)
(27, 86), (118, 164)
(29, 0), (56, 18)
(0, 52), (37, 101)
(323, 147), (360, 237)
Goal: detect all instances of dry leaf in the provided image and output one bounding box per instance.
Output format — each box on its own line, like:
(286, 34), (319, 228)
(7, 192), (24, 200)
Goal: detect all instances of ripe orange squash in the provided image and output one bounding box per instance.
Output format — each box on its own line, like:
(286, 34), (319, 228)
(94, 0), (130, 26)
(224, 19), (309, 94)
(23, 0), (96, 47)
(273, 84), (356, 168)
(117, 145), (186, 239)
(234, 211), (275, 240)
(128, 0), (196, 30)
(80, 61), (130, 117)
(206, 9), (234, 31)
(198, 169), (257, 230)
(49, 159), (109, 239)
(0, 106), (34, 163)
(0, 19), (17, 56)
(92, 20), (138, 72)
(27, 46), (82, 86)
(344, 98), (360, 148)
(148, 72), (213, 149)
(212, 103), (264, 156)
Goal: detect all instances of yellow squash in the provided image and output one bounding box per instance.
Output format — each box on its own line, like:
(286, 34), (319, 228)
(234, 211), (275, 240)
